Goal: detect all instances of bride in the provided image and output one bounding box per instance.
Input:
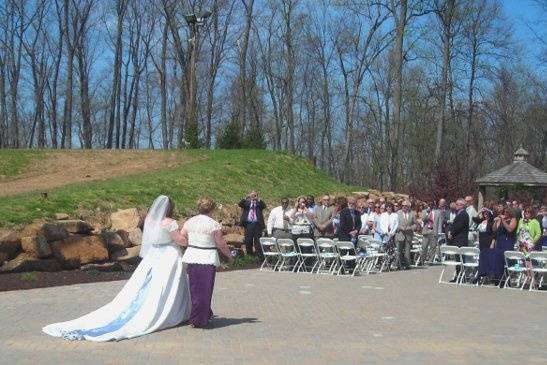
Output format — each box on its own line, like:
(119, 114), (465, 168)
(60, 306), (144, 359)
(42, 195), (190, 341)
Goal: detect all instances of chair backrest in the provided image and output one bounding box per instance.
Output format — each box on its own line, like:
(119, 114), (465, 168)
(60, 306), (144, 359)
(335, 241), (355, 256)
(368, 239), (382, 250)
(440, 245), (460, 262)
(317, 240), (337, 255)
(259, 237), (278, 253)
(529, 252), (547, 269)
(296, 238), (317, 254)
(316, 237), (334, 245)
(459, 247), (480, 263)
(277, 238), (297, 254)
(357, 234), (372, 242)
(504, 251), (526, 268)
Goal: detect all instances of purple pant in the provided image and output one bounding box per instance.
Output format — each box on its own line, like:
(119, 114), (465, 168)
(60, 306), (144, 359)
(187, 264), (216, 327)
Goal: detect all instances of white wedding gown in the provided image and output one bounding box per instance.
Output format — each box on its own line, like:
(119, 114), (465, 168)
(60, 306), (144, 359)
(42, 221), (190, 342)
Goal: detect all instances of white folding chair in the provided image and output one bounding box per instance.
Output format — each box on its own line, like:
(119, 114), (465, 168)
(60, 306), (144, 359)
(296, 238), (319, 273)
(411, 234), (423, 267)
(259, 237), (281, 271)
(458, 247), (480, 286)
(528, 252), (547, 292)
(316, 238), (339, 275)
(438, 245), (462, 284)
(335, 241), (360, 276)
(503, 251), (528, 290)
(361, 239), (387, 274)
(277, 238), (300, 273)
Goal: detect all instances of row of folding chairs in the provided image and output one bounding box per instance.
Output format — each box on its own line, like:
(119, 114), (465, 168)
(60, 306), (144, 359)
(438, 245), (547, 291)
(259, 236), (392, 276)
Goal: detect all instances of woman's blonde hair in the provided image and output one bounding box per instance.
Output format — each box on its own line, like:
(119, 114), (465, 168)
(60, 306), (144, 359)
(197, 197), (216, 215)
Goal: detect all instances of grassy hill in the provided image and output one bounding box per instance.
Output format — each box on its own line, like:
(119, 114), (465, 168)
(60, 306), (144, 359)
(0, 149), (359, 228)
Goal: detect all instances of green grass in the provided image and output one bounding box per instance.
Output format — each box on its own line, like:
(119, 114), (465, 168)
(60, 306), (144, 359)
(0, 149), (360, 228)
(20, 272), (39, 282)
(0, 149), (45, 178)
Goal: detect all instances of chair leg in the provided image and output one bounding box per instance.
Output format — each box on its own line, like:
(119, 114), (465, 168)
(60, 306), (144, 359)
(438, 267), (446, 284)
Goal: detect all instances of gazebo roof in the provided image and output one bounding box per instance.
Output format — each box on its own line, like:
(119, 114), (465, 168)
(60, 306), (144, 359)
(476, 148), (547, 186)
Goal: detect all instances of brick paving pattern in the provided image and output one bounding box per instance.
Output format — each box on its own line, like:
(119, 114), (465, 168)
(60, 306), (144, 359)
(1, 267), (546, 365)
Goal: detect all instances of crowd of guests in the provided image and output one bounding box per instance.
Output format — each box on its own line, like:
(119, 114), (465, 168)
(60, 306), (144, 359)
(237, 190), (547, 281)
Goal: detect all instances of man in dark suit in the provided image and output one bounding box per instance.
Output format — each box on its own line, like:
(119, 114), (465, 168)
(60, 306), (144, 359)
(448, 198), (469, 282)
(448, 198), (469, 248)
(337, 196), (362, 245)
(239, 190), (266, 261)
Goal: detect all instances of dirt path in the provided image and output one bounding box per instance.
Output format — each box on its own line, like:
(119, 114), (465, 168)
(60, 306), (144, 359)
(0, 150), (197, 197)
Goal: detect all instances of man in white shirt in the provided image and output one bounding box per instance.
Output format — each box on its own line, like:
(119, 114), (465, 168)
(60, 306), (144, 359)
(465, 195), (478, 245)
(267, 198), (291, 239)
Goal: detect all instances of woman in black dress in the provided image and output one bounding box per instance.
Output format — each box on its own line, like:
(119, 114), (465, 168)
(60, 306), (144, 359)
(475, 208), (495, 283)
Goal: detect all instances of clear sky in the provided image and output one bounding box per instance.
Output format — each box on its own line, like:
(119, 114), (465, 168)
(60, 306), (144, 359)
(502, 0), (545, 66)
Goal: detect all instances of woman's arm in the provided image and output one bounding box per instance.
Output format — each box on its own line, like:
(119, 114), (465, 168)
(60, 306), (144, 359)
(213, 230), (234, 264)
(170, 228), (188, 247)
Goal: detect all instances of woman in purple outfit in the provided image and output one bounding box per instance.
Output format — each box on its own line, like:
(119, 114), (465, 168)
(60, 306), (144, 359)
(180, 197), (234, 328)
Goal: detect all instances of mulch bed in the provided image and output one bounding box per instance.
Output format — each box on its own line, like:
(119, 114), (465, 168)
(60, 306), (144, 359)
(0, 263), (259, 293)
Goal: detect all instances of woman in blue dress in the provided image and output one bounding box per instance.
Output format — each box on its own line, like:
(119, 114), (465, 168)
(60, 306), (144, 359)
(491, 207), (518, 286)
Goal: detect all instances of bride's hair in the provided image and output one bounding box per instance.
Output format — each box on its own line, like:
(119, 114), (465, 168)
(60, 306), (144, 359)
(197, 197), (216, 215)
(165, 197), (174, 218)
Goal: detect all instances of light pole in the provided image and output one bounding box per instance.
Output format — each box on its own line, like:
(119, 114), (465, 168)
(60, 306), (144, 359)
(184, 10), (211, 148)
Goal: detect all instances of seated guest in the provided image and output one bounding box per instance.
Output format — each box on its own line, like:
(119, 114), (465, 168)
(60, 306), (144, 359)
(373, 204), (386, 241)
(288, 196), (315, 241)
(314, 195), (335, 238)
(266, 198), (291, 239)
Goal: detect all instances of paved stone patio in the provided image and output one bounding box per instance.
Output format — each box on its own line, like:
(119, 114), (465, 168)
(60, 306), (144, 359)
(1, 267), (546, 365)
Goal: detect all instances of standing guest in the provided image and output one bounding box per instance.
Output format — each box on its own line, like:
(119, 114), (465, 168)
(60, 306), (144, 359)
(465, 195), (478, 245)
(314, 195), (335, 238)
(332, 197), (344, 237)
(516, 207), (542, 257)
(420, 202), (443, 265)
(238, 190), (266, 261)
(337, 196), (361, 244)
(448, 198), (470, 282)
(266, 198), (291, 239)
(512, 200), (523, 220)
(475, 208), (496, 282)
(360, 199), (374, 235)
(491, 207), (518, 285)
(446, 202), (457, 235)
(307, 195), (317, 214)
(448, 199), (469, 247)
(374, 204), (387, 241)
(539, 205), (547, 249)
(182, 198), (234, 328)
(377, 204), (398, 244)
(370, 203), (382, 239)
(288, 196), (315, 241)
(395, 200), (416, 270)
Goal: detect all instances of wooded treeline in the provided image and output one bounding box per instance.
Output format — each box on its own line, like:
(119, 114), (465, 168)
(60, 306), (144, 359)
(0, 0), (546, 195)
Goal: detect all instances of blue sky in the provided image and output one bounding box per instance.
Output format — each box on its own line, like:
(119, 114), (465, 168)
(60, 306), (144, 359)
(502, 0), (545, 64)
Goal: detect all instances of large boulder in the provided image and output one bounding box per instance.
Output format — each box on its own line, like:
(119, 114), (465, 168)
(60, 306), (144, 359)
(21, 236), (52, 258)
(222, 225), (244, 236)
(51, 235), (108, 269)
(128, 228), (143, 246)
(56, 220), (94, 234)
(0, 231), (22, 259)
(54, 213), (69, 220)
(0, 253), (61, 273)
(101, 231), (127, 253)
(110, 208), (141, 231)
(111, 246), (141, 264)
(223, 233), (244, 248)
(41, 223), (69, 242)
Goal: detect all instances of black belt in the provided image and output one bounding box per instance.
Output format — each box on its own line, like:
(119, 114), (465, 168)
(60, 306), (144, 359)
(188, 245), (217, 250)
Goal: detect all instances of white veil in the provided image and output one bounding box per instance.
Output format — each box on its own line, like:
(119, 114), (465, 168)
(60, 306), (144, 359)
(140, 195), (171, 257)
